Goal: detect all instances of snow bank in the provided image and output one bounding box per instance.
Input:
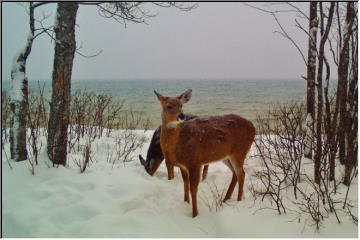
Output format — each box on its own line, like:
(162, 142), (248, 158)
(2, 130), (358, 237)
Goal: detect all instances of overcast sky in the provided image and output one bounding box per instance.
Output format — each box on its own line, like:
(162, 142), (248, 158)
(2, 2), (310, 81)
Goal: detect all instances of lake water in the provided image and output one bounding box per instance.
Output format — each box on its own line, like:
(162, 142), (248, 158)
(2, 78), (306, 127)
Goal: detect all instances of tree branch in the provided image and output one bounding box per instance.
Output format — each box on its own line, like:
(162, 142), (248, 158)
(244, 2), (308, 66)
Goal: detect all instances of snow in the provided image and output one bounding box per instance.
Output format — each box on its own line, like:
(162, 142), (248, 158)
(10, 30), (34, 157)
(2, 129), (358, 238)
(54, 9), (59, 29)
(11, 31), (34, 159)
(10, 61), (25, 102)
(310, 26), (318, 41)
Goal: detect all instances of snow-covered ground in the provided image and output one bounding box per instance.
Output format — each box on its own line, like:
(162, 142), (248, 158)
(2, 129), (358, 237)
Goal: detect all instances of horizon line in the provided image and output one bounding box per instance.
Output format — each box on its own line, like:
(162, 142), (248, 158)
(2, 77), (316, 82)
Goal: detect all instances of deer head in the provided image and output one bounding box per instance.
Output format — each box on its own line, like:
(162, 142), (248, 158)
(139, 127), (164, 176)
(154, 89), (192, 125)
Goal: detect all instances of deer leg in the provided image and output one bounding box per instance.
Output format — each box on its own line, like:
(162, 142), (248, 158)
(189, 166), (201, 218)
(223, 173), (237, 202)
(237, 167), (245, 201)
(229, 155), (246, 201)
(222, 159), (237, 202)
(170, 165), (175, 180)
(180, 168), (190, 203)
(165, 160), (174, 180)
(202, 165), (209, 180)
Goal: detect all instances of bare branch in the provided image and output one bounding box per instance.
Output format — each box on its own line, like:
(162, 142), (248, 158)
(152, 2), (198, 11)
(286, 2), (309, 20)
(33, 2), (53, 8)
(244, 3), (276, 14)
(77, 2), (104, 6)
(244, 2), (308, 66)
(76, 49), (103, 58)
(272, 14), (307, 66)
(33, 27), (53, 40)
(295, 18), (318, 56)
(328, 38), (339, 66)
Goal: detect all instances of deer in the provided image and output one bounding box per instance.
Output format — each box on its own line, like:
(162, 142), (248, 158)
(153, 89), (255, 217)
(139, 115), (209, 180)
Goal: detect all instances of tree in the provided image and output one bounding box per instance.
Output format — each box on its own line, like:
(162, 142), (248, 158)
(47, 2), (79, 165)
(9, 2), (46, 162)
(314, 2), (335, 184)
(337, 2), (355, 165)
(46, 2), (196, 165)
(338, 2), (357, 186)
(244, 2), (358, 187)
(304, 2), (318, 159)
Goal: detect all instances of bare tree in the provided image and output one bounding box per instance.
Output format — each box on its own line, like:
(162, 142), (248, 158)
(336, 2), (355, 167)
(304, 2), (318, 159)
(9, 2), (49, 162)
(9, 3), (36, 162)
(341, 2), (357, 186)
(47, 2), (79, 165)
(79, 2), (196, 24)
(314, 2), (335, 184)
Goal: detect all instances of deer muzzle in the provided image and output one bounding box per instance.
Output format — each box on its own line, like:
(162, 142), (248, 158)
(178, 112), (185, 120)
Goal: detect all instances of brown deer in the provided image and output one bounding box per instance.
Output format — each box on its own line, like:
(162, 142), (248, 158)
(139, 114), (209, 180)
(154, 89), (255, 217)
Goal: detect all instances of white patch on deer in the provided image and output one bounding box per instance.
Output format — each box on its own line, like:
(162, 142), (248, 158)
(166, 120), (183, 129)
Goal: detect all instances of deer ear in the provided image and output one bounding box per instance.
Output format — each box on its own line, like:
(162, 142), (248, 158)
(154, 90), (165, 102)
(177, 89), (192, 104)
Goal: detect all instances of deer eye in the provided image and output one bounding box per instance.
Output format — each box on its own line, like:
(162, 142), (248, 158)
(167, 105), (173, 110)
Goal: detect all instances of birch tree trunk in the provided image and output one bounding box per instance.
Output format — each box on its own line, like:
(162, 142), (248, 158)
(47, 2), (79, 165)
(9, 3), (35, 162)
(304, 2), (318, 160)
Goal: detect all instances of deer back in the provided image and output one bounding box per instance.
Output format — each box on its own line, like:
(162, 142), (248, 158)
(172, 114), (255, 166)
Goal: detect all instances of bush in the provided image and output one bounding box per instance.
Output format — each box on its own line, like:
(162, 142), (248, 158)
(251, 101), (357, 232)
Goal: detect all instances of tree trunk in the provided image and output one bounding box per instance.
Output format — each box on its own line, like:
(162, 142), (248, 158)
(47, 2), (79, 166)
(327, 4), (342, 181)
(9, 3), (35, 162)
(337, 2), (355, 166)
(343, 3), (357, 186)
(304, 2), (318, 159)
(324, 56), (333, 180)
(10, 80), (28, 162)
(314, 3), (334, 185)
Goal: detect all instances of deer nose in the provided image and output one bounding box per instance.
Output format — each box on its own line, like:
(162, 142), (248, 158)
(178, 113), (185, 120)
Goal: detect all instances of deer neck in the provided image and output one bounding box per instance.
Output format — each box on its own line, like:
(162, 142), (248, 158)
(160, 115), (182, 155)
